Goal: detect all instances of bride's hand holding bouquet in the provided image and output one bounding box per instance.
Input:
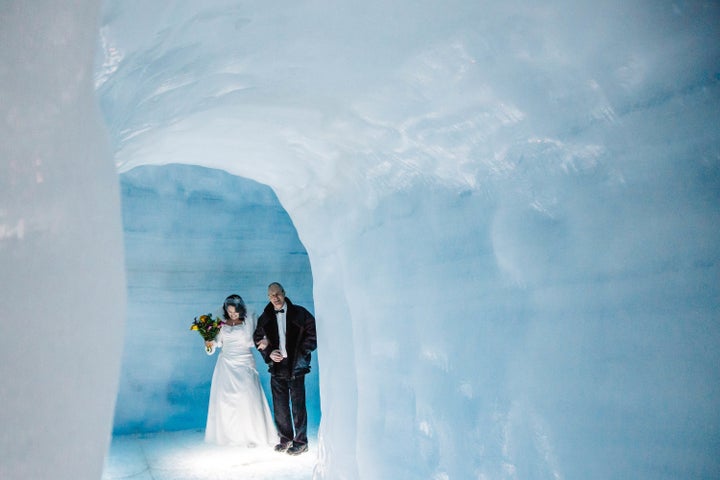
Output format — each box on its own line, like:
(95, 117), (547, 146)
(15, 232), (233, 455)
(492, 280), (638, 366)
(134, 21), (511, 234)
(190, 313), (223, 353)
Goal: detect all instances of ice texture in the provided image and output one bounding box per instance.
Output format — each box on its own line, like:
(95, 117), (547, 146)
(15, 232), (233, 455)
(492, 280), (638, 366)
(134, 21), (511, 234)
(0, 2), (125, 479)
(2, 1), (719, 479)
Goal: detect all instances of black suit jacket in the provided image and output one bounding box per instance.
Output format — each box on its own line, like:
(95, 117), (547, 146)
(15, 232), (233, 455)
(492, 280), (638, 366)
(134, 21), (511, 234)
(254, 297), (317, 378)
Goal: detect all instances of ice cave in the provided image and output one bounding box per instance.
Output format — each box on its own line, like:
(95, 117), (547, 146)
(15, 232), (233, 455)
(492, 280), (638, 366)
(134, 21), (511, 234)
(1, 1), (719, 479)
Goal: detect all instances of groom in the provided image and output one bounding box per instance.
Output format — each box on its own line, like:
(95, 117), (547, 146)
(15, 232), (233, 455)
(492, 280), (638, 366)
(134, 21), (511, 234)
(254, 282), (317, 455)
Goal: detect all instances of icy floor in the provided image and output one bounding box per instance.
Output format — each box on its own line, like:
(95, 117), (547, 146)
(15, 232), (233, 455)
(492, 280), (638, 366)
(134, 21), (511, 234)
(102, 429), (316, 480)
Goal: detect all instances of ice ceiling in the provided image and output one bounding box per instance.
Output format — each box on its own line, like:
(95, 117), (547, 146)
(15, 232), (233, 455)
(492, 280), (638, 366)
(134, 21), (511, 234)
(2, 1), (719, 479)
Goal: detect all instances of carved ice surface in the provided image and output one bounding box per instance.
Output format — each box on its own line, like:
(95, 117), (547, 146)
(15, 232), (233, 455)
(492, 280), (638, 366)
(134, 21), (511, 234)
(1, 1), (719, 479)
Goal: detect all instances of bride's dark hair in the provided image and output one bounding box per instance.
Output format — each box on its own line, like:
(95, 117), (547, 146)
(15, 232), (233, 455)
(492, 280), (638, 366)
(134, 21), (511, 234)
(222, 294), (247, 321)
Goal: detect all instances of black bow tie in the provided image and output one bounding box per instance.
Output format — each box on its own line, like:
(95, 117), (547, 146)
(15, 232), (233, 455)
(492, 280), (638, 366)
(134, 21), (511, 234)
(275, 309), (284, 314)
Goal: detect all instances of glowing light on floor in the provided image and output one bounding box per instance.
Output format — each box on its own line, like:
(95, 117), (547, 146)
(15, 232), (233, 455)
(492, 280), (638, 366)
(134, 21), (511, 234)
(103, 430), (316, 480)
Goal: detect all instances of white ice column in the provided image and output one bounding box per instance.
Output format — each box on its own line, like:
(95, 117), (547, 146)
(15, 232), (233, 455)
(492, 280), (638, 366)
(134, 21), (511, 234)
(0, 1), (126, 479)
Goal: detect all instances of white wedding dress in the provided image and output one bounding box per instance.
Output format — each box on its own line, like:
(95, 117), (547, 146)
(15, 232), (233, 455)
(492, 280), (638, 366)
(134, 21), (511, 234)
(205, 315), (278, 447)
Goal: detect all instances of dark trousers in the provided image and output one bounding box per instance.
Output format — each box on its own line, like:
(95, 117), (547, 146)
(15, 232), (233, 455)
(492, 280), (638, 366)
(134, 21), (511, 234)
(270, 375), (308, 446)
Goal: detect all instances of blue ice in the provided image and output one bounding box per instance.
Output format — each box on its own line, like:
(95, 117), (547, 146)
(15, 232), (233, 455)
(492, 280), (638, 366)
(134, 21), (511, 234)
(1, 1), (719, 479)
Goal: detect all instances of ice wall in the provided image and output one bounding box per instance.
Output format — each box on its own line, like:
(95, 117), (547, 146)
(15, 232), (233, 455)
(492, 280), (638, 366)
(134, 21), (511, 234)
(115, 164), (319, 434)
(0, 1), (126, 479)
(94, 2), (720, 478)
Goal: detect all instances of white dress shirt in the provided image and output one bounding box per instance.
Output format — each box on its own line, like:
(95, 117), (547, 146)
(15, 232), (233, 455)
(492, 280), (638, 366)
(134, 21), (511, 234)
(276, 303), (288, 358)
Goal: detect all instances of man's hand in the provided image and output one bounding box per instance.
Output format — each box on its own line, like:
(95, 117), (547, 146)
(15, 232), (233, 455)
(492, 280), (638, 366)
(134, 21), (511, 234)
(269, 349), (284, 362)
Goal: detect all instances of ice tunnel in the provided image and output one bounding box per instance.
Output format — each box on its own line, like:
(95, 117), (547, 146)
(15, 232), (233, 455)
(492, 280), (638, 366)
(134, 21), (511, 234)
(1, 1), (720, 479)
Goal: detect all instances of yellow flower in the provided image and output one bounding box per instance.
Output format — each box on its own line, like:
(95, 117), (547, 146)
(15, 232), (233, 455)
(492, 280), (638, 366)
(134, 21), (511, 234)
(190, 325), (198, 331)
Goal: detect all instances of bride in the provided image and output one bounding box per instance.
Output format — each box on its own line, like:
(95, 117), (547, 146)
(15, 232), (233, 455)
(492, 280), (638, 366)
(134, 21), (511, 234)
(204, 294), (278, 447)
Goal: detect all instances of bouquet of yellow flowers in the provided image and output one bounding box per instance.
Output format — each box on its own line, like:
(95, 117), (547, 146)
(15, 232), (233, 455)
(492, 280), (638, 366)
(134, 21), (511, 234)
(190, 313), (223, 352)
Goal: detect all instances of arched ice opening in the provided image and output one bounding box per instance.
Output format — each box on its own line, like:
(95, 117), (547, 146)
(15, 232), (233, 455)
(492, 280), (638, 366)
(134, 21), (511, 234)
(113, 164), (320, 435)
(2, 1), (720, 479)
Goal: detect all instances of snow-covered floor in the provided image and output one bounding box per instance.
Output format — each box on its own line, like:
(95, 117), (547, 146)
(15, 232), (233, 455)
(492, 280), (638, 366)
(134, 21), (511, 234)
(102, 430), (316, 480)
